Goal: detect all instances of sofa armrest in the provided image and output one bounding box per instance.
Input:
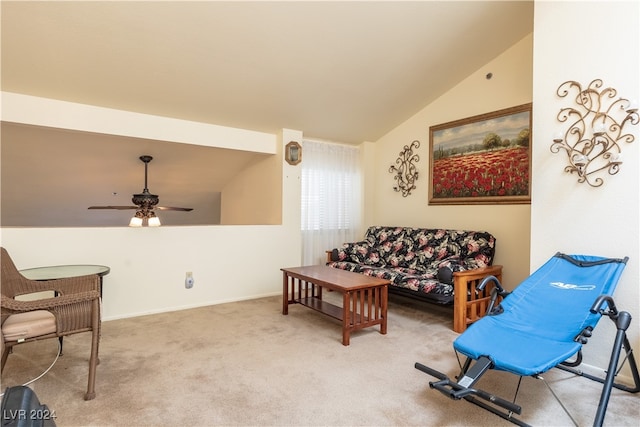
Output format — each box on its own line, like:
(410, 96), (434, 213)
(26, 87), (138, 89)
(452, 265), (503, 333)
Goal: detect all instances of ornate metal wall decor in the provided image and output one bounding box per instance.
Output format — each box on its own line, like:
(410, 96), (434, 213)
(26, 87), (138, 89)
(551, 79), (638, 187)
(389, 140), (420, 196)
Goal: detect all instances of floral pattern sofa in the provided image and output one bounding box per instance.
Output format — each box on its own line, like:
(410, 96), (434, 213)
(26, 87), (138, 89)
(326, 226), (503, 332)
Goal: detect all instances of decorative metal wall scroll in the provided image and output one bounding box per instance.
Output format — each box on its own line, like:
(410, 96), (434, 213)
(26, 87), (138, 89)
(389, 140), (420, 197)
(551, 79), (638, 187)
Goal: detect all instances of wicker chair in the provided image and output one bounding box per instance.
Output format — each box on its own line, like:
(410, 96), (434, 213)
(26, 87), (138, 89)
(0, 247), (101, 400)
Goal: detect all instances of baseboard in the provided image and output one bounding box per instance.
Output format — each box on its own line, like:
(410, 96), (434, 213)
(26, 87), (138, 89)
(102, 291), (281, 322)
(560, 361), (637, 388)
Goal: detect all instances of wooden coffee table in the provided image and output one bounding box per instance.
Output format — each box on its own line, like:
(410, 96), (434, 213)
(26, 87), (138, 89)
(281, 265), (389, 345)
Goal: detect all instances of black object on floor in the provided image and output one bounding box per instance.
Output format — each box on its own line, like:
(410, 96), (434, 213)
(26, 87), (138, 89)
(1, 386), (56, 427)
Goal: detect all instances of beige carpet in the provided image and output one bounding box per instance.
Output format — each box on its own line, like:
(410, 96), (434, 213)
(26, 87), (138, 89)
(2, 294), (639, 426)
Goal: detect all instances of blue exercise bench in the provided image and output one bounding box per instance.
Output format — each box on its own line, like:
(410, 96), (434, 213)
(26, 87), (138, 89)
(415, 253), (640, 426)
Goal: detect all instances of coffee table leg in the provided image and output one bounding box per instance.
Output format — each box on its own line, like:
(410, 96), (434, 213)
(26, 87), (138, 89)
(380, 285), (388, 335)
(282, 272), (289, 315)
(342, 291), (350, 346)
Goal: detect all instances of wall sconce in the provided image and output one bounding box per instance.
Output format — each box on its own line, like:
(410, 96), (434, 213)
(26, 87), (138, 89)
(550, 79), (638, 187)
(285, 141), (302, 165)
(389, 140), (420, 197)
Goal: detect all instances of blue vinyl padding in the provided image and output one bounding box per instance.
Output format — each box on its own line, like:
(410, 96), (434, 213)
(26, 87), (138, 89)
(454, 254), (627, 376)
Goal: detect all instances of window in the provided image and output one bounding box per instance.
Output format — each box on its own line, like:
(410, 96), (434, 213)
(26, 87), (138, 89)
(301, 140), (362, 265)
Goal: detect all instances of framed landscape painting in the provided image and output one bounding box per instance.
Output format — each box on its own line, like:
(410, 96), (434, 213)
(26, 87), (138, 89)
(428, 103), (532, 205)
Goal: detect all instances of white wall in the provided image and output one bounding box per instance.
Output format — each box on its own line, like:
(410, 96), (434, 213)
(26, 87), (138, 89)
(372, 34), (534, 288)
(1, 225), (298, 320)
(1, 92), (276, 154)
(531, 1), (639, 374)
(0, 95), (303, 320)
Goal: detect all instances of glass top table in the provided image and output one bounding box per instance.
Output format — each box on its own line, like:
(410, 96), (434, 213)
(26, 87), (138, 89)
(20, 264), (110, 298)
(19, 264), (110, 354)
(20, 264), (110, 281)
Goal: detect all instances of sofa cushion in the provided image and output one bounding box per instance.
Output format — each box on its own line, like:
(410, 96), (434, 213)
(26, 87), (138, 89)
(327, 261), (402, 284)
(336, 241), (386, 266)
(328, 226), (496, 305)
(326, 260), (452, 302)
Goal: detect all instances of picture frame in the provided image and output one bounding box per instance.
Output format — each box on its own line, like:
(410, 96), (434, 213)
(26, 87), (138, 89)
(285, 141), (302, 165)
(429, 103), (532, 205)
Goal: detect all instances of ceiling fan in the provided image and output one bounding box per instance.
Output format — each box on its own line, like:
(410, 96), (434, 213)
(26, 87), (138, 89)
(88, 155), (193, 226)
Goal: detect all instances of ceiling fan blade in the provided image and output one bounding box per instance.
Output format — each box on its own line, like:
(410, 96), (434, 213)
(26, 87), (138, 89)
(156, 206), (193, 212)
(88, 206), (138, 210)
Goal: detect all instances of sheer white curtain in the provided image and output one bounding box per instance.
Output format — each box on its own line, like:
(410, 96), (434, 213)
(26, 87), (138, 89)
(301, 139), (362, 265)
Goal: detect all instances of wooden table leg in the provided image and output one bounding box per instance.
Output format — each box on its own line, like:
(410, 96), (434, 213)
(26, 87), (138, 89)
(342, 291), (350, 346)
(380, 285), (388, 335)
(282, 272), (289, 315)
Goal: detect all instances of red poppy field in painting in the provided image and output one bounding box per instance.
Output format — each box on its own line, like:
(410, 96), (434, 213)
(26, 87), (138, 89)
(431, 146), (529, 199)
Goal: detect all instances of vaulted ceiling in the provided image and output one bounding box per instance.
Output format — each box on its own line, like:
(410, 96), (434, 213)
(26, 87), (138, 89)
(1, 1), (534, 227)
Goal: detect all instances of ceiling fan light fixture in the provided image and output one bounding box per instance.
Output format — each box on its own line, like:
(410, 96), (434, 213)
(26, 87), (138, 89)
(129, 210), (161, 227)
(148, 212), (161, 227)
(129, 214), (143, 227)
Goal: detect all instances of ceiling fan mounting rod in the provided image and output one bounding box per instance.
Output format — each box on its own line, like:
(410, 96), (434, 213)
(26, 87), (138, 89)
(140, 155), (153, 192)
(132, 155), (159, 208)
